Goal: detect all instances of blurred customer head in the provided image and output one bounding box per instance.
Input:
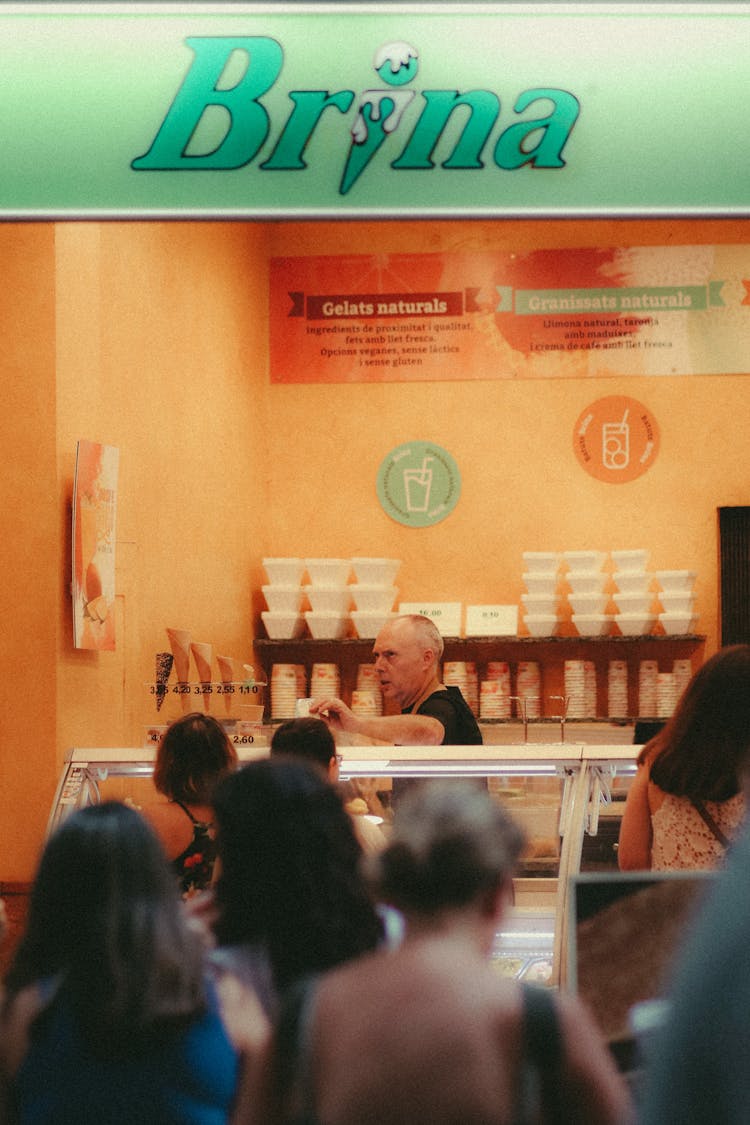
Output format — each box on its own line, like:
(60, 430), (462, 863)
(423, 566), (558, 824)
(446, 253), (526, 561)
(271, 716), (339, 780)
(211, 757), (382, 993)
(153, 711), (238, 805)
(368, 780), (525, 931)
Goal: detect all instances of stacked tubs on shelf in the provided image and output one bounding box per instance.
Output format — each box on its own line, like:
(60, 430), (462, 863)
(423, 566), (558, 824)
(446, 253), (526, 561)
(303, 558), (353, 639)
(261, 557), (306, 639)
(610, 549), (657, 636)
(656, 570), (698, 634)
(564, 550), (612, 636)
(349, 557), (400, 639)
(520, 552), (562, 636)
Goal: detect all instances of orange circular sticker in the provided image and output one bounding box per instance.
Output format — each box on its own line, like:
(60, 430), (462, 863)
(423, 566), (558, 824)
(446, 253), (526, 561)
(574, 396), (659, 483)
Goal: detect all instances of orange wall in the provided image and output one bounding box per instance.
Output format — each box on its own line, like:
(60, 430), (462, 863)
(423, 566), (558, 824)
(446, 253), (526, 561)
(264, 218), (750, 624)
(0, 225), (58, 880)
(1, 216), (749, 881)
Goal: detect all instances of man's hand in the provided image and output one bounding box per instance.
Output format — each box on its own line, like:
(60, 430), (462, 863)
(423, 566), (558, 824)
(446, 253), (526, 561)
(309, 696), (360, 734)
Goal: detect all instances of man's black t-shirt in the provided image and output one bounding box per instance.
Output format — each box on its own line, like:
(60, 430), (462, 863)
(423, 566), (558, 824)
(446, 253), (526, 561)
(404, 685), (483, 745)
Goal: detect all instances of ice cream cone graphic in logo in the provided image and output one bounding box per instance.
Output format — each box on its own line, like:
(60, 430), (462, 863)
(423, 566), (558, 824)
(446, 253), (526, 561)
(574, 396), (659, 483)
(377, 441), (460, 528)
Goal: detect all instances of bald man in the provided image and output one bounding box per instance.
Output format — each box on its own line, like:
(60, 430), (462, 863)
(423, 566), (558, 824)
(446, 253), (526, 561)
(310, 614), (482, 747)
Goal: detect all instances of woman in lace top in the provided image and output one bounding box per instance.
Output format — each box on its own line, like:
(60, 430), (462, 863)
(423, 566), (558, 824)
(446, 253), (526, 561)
(618, 645), (750, 870)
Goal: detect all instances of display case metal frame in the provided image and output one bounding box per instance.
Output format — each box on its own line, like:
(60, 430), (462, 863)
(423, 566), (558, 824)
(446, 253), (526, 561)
(49, 742), (639, 987)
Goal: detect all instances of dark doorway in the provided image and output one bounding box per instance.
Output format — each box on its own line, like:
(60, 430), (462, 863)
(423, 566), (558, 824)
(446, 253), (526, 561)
(719, 507), (750, 646)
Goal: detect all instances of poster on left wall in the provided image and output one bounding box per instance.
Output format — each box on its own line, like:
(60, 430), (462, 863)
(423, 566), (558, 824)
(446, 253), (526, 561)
(72, 440), (119, 651)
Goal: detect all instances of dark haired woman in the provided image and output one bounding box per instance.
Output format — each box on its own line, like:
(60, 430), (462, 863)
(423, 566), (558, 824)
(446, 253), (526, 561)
(143, 712), (238, 897)
(619, 645), (750, 870)
(0, 802), (238, 1124)
(208, 757), (383, 1022)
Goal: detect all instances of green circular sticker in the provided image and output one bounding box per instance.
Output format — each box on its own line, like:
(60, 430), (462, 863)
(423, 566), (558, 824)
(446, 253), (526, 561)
(377, 441), (461, 528)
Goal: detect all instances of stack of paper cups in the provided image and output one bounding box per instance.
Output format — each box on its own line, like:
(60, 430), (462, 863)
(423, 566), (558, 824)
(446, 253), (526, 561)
(444, 660), (479, 715)
(465, 662), (479, 715)
(608, 660), (629, 719)
(480, 662), (511, 719)
(657, 672), (678, 717)
(517, 661), (541, 720)
(584, 661), (597, 716)
(351, 663), (383, 716)
(310, 662), (340, 699)
(351, 690), (382, 716)
(638, 660), (659, 717)
(565, 660), (587, 719)
(357, 663), (379, 688)
(480, 679), (511, 719)
(271, 663), (306, 720)
(672, 658), (692, 702)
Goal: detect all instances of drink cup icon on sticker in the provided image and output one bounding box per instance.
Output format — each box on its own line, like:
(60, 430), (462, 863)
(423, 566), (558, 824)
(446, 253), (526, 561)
(403, 456), (434, 512)
(602, 410), (630, 470)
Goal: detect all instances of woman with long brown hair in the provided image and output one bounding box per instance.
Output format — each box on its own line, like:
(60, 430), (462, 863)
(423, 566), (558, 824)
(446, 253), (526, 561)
(618, 644), (750, 870)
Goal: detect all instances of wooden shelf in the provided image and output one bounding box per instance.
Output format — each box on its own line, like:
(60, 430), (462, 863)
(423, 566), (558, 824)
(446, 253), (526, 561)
(253, 634), (707, 721)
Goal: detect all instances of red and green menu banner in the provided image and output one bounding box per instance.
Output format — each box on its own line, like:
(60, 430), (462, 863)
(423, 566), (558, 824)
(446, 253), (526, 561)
(2, 3), (750, 217)
(270, 245), (750, 381)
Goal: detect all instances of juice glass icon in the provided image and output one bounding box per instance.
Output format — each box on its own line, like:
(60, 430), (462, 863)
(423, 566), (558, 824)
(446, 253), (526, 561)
(403, 456), (433, 512)
(602, 410), (630, 470)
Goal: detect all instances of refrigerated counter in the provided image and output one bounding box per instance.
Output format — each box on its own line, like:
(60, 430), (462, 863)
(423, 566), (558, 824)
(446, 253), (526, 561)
(49, 741), (639, 988)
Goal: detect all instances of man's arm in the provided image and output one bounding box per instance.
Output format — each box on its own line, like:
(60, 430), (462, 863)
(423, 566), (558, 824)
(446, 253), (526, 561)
(309, 697), (444, 745)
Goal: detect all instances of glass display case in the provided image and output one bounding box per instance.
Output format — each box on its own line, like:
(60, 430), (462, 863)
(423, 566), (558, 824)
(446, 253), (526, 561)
(48, 740), (639, 989)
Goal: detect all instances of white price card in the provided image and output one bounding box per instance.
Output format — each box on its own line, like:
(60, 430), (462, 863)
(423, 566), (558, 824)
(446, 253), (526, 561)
(465, 605), (519, 637)
(399, 602), (462, 636)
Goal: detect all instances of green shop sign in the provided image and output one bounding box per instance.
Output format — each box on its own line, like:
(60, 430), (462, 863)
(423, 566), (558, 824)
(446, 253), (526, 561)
(2, 3), (750, 217)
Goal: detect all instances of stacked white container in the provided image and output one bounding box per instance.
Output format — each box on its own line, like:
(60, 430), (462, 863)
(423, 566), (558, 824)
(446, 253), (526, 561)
(656, 570), (698, 634)
(611, 549), (657, 636)
(303, 558), (352, 639)
(261, 558), (305, 639)
(564, 551), (612, 636)
(520, 552), (561, 636)
(349, 557), (400, 638)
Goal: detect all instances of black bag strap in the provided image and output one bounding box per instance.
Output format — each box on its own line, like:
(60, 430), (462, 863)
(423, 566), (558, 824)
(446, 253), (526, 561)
(273, 975), (319, 1125)
(517, 984), (564, 1125)
(691, 798), (731, 849)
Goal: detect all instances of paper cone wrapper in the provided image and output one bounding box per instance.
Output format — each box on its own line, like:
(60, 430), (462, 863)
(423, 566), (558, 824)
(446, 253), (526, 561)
(155, 651), (174, 712)
(166, 628), (192, 682)
(191, 642), (213, 711)
(217, 654), (235, 714)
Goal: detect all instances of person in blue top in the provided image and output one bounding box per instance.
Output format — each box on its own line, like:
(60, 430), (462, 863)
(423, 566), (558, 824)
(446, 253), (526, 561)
(0, 802), (239, 1125)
